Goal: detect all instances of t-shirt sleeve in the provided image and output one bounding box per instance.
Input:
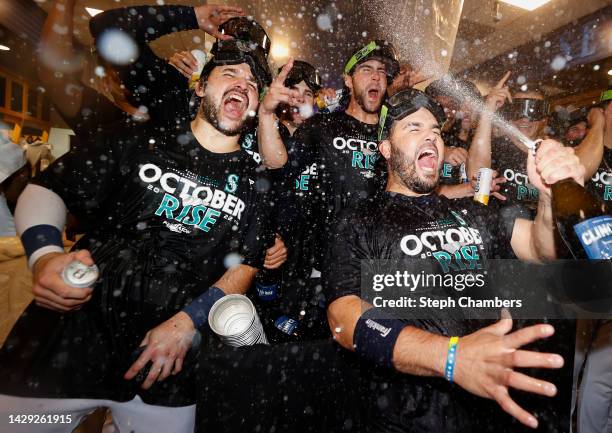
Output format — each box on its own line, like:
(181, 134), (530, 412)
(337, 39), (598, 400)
(322, 214), (367, 304)
(31, 129), (142, 223)
(239, 187), (275, 270)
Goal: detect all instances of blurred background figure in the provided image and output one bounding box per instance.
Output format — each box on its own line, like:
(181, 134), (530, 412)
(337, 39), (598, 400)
(0, 138), (26, 236)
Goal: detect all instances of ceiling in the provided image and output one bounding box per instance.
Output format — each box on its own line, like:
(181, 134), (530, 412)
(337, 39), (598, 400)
(11, 0), (612, 90)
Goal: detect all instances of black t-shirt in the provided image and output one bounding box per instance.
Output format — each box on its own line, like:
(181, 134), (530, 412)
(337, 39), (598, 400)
(293, 110), (386, 228)
(587, 146), (612, 206)
(323, 192), (573, 432)
(0, 119), (272, 405)
(325, 192), (516, 316)
(36, 121), (270, 314)
(491, 136), (539, 210)
(439, 131), (469, 186)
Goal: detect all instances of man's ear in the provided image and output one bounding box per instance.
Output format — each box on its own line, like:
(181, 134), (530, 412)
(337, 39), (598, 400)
(343, 74), (353, 92)
(379, 139), (391, 160)
(195, 80), (206, 97)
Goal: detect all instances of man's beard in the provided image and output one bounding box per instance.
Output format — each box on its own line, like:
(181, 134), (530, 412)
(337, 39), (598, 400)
(201, 92), (246, 137)
(354, 86), (381, 114)
(389, 143), (438, 194)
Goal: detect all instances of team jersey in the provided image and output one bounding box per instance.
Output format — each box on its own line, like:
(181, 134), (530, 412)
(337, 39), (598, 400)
(491, 136), (539, 212)
(293, 111), (386, 227)
(324, 191), (573, 433)
(587, 146), (612, 205)
(0, 118), (272, 407)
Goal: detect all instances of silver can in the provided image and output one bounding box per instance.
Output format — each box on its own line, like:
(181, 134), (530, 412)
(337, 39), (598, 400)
(459, 162), (468, 183)
(208, 294), (269, 347)
(473, 167), (494, 205)
(61, 260), (99, 289)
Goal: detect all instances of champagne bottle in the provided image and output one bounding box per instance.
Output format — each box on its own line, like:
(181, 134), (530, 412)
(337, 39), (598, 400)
(552, 179), (611, 260)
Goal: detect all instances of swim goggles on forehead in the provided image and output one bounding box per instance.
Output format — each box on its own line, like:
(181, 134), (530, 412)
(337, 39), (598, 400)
(208, 39), (272, 88)
(377, 88), (447, 140)
(219, 17), (271, 57)
(501, 98), (549, 121)
(282, 60), (322, 92)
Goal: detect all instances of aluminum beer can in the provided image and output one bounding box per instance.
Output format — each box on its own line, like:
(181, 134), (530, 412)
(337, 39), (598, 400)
(473, 167), (494, 205)
(188, 49), (207, 89)
(208, 294), (269, 347)
(316, 89), (342, 112)
(62, 260), (99, 288)
(459, 162), (468, 183)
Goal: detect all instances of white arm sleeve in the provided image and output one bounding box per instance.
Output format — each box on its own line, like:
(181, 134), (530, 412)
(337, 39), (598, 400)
(15, 184), (67, 269)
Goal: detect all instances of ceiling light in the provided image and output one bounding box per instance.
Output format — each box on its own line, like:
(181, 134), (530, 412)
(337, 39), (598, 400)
(499, 0), (551, 11)
(270, 43), (289, 59)
(0, 45), (10, 51)
(608, 69), (612, 76)
(85, 7), (104, 17)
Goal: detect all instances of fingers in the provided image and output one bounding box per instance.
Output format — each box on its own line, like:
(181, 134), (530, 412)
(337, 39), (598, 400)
(124, 347), (153, 380)
(485, 315), (513, 337)
(142, 357), (165, 390)
(264, 252), (287, 269)
(275, 58), (295, 85)
(495, 71), (511, 89)
(506, 370), (557, 397)
(535, 143), (583, 185)
(73, 249), (94, 267)
(38, 270), (94, 300)
(495, 389), (539, 429)
(172, 355), (184, 375)
(33, 284), (92, 309)
(491, 191), (507, 201)
(510, 350), (564, 369)
(503, 323), (555, 349)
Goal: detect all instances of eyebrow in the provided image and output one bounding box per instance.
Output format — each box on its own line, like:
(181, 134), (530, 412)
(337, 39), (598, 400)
(222, 67), (257, 85)
(405, 121), (441, 129)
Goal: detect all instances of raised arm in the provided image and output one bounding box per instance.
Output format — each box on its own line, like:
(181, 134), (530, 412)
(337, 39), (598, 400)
(468, 71), (512, 179)
(38, 0), (88, 118)
(511, 139), (585, 262)
(258, 59), (304, 168)
(574, 107), (605, 179)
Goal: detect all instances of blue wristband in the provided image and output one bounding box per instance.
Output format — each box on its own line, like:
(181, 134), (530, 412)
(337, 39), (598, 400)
(445, 336), (459, 382)
(21, 224), (63, 259)
(353, 308), (407, 369)
(182, 286), (225, 329)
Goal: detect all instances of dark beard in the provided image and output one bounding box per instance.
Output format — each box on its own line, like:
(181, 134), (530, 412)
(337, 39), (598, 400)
(389, 143), (438, 194)
(354, 86), (381, 114)
(200, 92), (245, 137)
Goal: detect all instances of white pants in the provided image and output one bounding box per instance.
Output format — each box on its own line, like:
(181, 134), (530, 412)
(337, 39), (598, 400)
(578, 320), (612, 433)
(0, 394), (195, 433)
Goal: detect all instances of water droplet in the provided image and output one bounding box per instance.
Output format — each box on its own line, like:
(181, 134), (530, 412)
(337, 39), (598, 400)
(97, 29), (139, 65)
(316, 14), (332, 31)
(550, 55), (566, 71)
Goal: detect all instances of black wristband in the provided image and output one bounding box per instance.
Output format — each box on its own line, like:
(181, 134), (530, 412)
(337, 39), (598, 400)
(353, 308), (407, 369)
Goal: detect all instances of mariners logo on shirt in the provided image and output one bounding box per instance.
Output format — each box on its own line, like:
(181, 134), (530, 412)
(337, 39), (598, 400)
(224, 174), (239, 193)
(138, 163), (246, 234)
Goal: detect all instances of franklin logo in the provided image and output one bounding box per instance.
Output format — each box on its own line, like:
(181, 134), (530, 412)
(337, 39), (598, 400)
(365, 319), (391, 337)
